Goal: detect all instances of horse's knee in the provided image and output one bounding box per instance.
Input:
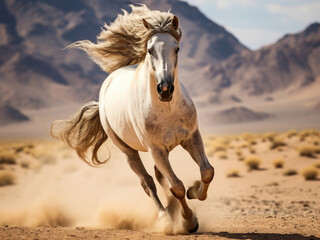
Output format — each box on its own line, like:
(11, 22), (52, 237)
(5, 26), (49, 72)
(170, 180), (185, 199)
(141, 175), (156, 196)
(201, 165), (214, 183)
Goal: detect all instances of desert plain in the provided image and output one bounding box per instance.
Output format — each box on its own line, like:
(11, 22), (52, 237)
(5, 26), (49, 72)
(0, 129), (320, 240)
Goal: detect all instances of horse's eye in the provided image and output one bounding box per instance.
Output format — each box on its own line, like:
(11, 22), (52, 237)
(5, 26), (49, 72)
(176, 47), (180, 54)
(148, 49), (152, 54)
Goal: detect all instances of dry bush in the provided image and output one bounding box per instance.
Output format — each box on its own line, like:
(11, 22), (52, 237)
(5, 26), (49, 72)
(0, 170), (16, 186)
(263, 132), (278, 141)
(226, 168), (240, 177)
(297, 145), (319, 158)
(205, 138), (229, 156)
(235, 149), (242, 157)
(285, 129), (298, 138)
(20, 160), (30, 169)
(0, 151), (16, 165)
(301, 166), (319, 180)
(283, 168), (297, 176)
(244, 156), (261, 170)
(238, 156), (244, 161)
(270, 137), (286, 150)
(272, 159), (284, 168)
(314, 162), (320, 169)
(298, 129), (319, 141)
(248, 147), (256, 154)
(214, 150), (228, 160)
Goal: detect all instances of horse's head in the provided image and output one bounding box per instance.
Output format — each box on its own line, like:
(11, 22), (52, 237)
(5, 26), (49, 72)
(144, 16), (180, 102)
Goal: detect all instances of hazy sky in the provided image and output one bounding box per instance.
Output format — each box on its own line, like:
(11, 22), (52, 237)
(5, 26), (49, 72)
(184, 0), (320, 50)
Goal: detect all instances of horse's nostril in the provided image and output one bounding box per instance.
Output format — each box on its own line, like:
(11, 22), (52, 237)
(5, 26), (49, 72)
(157, 84), (162, 94)
(169, 84), (174, 94)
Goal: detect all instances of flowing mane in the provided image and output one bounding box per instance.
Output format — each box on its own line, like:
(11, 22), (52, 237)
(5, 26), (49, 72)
(68, 4), (182, 73)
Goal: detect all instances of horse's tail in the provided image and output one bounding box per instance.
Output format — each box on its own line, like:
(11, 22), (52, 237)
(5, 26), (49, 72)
(50, 101), (109, 166)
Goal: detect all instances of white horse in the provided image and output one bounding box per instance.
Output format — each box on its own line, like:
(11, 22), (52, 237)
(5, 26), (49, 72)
(51, 5), (214, 233)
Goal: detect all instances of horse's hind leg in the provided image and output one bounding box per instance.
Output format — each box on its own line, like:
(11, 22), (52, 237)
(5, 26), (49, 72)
(151, 148), (198, 233)
(181, 129), (214, 201)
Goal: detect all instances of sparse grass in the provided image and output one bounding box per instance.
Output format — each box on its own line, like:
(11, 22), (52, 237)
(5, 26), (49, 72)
(244, 156), (261, 170)
(0, 170), (16, 186)
(226, 168), (240, 177)
(283, 168), (298, 176)
(0, 151), (16, 165)
(301, 166), (319, 180)
(297, 145), (319, 158)
(272, 159), (284, 168)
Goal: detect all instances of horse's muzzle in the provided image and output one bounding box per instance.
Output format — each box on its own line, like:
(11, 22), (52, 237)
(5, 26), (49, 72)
(157, 83), (174, 102)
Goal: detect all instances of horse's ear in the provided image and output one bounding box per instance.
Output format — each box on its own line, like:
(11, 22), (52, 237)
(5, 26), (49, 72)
(142, 19), (150, 29)
(171, 16), (179, 30)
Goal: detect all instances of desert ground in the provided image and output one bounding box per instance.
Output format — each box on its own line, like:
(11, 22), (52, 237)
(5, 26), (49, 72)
(0, 129), (320, 239)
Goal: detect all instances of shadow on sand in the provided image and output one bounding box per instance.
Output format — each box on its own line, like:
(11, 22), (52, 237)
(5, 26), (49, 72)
(199, 232), (319, 240)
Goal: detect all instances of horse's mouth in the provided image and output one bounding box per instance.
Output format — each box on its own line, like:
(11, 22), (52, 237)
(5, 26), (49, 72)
(158, 92), (172, 102)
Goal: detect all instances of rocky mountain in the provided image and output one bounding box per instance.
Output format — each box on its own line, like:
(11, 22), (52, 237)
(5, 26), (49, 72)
(0, 105), (29, 126)
(0, 0), (247, 111)
(204, 23), (320, 98)
(207, 106), (271, 125)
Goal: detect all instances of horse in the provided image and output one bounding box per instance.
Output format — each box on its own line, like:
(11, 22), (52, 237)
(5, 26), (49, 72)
(50, 4), (214, 233)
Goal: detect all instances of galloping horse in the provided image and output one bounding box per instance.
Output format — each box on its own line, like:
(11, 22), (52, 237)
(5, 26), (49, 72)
(51, 5), (214, 233)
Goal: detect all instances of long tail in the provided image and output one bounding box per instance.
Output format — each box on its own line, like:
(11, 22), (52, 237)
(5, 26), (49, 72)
(50, 101), (109, 166)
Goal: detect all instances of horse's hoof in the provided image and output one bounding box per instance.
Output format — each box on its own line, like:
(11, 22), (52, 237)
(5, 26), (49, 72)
(188, 221), (199, 233)
(187, 181), (201, 200)
(183, 216), (199, 233)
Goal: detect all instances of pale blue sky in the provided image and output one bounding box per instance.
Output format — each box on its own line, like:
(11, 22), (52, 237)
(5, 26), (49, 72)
(184, 0), (320, 50)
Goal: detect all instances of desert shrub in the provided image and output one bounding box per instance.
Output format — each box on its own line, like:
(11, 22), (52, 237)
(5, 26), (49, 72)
(297, 145), (319, 158)
(20, 160), (30, 169)
(285, 129), (298, 138)
(263, 132), (278, 141)
(226, 169), (240, 177)
(0, 151), (16, 165)
(235, 150), (242, 157)
(270, 137), (286, 150)
(205, 138), (229, 156)
(248, 147), (256, 154)
(238, 156), (244, 161)
(283, 169), (297, 176)
(301, 166), (319, 180)
(314, 162), (320, 169)
(0, 170), (16, 186)
(272, 159), (284, 168)
(244, 156), (261, 170)
(299, 129), (318, 141)
(214, 150), (228, 159)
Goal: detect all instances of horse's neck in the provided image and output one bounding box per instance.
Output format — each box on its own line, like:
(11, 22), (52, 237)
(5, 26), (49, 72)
(137, 61), (183, 109)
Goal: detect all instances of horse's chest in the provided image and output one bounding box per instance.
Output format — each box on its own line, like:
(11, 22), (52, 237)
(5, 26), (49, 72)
(145, 111), (196, 148)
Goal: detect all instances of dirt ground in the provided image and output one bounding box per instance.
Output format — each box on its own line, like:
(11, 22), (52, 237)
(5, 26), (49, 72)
(0, 130), (320, 240)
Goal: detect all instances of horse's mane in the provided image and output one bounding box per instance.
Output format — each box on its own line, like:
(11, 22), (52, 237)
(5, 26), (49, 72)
(68, 4), (182, 73)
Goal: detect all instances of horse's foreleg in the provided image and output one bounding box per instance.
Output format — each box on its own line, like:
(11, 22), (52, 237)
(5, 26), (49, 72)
(151, 148), (198, 233)
(125, 150), (165, 212)
(181, 129), (214, 201)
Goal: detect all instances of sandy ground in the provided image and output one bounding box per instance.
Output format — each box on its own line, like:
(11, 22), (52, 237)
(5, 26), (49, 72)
(0, 132), (320, 239)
